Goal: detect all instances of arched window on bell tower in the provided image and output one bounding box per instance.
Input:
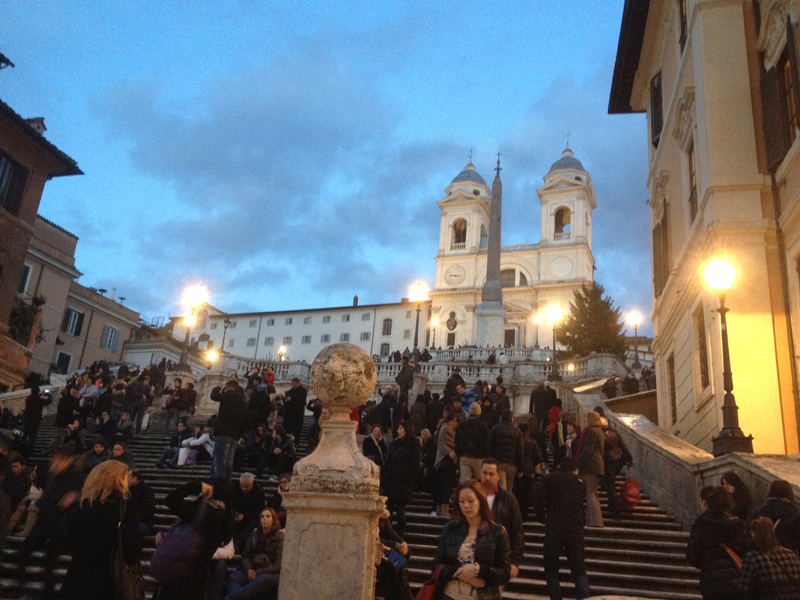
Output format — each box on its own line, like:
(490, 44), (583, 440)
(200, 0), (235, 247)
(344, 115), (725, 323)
(452, 219), (467, 248)
(554, 207), (571, 239)
(479, 224), (487, 248)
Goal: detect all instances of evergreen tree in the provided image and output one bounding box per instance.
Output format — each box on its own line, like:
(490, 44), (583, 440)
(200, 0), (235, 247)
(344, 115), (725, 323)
(555, 281), (627, 359)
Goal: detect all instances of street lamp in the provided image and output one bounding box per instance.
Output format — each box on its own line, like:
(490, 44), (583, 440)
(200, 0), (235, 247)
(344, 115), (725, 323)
(220, 317), (232, 352)
(545, 304), (563, 381)
(533, 315), (541, 349)
(207, 350), (218, 363)
(703, 258), (754, 456)
(628, 311), (643, 370)
(408, 281), (430, 363)
(278, 345), (286, 361)
(431, 316), (439, 349)
(177, 283), (209, 371)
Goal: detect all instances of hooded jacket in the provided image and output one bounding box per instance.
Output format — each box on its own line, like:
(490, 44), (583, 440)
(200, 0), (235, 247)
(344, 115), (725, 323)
(686, 510), (752, 598)
(756, 497), (800, 554)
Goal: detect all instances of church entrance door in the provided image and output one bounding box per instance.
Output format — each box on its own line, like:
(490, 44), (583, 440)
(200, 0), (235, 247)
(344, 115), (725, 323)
(504, 329), (516, 348)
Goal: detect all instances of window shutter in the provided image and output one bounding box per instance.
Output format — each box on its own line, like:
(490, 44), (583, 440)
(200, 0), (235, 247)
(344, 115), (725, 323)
(661, 205), (670, 287)
(111, 328), (120, 352)
(61, 310), (71, 333)
(4, 163), (29, 215)
(786, 16), (800, 129)
(652, 223), (663, 296)
(75, 313), (84, 337)
(651, 72), (664, 148)
(762, 62), (787, 169)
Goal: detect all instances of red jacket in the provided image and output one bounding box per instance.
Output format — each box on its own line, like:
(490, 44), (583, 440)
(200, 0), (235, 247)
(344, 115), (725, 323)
(548, 406), (563, 438)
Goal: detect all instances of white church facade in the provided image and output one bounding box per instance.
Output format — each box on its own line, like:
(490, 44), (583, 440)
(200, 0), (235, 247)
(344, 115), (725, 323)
(131, 148), (598, 365)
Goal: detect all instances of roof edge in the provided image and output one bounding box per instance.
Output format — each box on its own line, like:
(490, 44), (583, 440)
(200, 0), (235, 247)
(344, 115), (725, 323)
(608, 0), (651, 115)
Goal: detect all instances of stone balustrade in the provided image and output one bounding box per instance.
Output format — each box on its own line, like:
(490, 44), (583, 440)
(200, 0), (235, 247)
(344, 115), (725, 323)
(0, 386), (62, 416)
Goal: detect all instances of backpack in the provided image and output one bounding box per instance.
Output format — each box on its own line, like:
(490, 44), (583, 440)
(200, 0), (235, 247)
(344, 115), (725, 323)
(149, 500), (208, 584)
(603, 427), (623, 462)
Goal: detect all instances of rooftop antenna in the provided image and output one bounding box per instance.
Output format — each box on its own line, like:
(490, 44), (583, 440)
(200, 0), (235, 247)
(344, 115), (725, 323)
(469, 147), (473, 163)
(495, 151), (502, 177)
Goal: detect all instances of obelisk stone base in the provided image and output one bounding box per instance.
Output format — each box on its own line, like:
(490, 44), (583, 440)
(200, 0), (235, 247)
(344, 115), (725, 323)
(475, 300), (506, 347)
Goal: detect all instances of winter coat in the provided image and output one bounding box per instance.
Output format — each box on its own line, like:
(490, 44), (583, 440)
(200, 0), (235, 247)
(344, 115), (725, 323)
(756, 497), (800, 554)
(232, 481), (266, 523)
(60, 495), (140, 600)
(488, 421), (523, 468)
(601, 422), (633, 467)
(83, 448), (110, 472)
(519, 433), (543, 476)
(368, 397), (394, 432)
(479, 403), (500, 429)
(210, 386), (248, 440)
(529, 386), (551, 418)
(444, 373), (466, 399)
(380, 436), (421, 504)
(282, 385), (308, 429)
(686, 510), (752, 599)
(432, 520), (511, 600)
(362, 435), (388, 466)
(240, 528), (284, 580)
(131, 480), (156, 531)
(409, 399), (427, 437)
(426, 398), (444, 433)
(533, 469), (586, 533)
(492, 392), (510, 415)
(576, 426), (604, 476)
(395, 364), (414, 389)
(490, 486), (524, 566)
(248, 385), (273, 427)
(434, 421), (456, 468)
(23, 391), (51, 427)
(454, 416), (489, 459)
(56, 394), (79, 428)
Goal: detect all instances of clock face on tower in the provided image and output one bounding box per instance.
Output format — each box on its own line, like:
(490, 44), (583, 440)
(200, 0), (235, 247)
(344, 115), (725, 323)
(445, 265), (466, 286)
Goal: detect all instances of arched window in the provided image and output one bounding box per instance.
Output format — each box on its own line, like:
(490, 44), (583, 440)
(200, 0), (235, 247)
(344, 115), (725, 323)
(519, 272), (528, 286)
(382, 318), (393, 336)
(479, 224), (488, 249)
(500, 269), (516, 288)
(554, 207), (571, 235)
(452, 219), (467, 246)
(380, 343), (390, 357)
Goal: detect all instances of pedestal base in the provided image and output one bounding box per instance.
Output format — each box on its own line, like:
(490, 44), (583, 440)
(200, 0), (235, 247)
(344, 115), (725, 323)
(712, 430), (754, 457)
(475, 301), (506, 348)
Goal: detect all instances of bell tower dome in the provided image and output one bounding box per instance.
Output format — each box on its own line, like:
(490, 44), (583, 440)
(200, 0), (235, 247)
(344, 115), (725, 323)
(437, 162), (491, 257)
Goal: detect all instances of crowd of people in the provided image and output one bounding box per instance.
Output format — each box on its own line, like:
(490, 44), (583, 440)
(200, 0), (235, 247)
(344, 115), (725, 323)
(3, 356), (800, 600)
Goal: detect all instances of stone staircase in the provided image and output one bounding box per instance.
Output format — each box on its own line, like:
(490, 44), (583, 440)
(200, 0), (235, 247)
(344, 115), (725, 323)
(0, 415), (702, 599)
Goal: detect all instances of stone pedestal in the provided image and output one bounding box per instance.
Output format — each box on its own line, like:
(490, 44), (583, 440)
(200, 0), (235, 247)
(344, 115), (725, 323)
(278, 344), (383, 600)
(474, 299), (506, 347)
(410, 372), (428, 401)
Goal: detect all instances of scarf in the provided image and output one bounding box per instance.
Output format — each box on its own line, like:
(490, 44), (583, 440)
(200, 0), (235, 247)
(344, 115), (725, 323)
(370, 433), (385, 461)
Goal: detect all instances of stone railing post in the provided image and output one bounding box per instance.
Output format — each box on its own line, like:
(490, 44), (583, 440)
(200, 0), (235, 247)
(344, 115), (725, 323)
(279, 344), (384, 600)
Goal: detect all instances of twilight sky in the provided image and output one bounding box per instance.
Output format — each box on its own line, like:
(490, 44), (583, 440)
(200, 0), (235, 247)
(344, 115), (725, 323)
(4, 1), (651, 333)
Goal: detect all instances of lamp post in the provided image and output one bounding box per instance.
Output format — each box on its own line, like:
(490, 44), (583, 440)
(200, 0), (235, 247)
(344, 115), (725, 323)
(533, 315), (541, 349)
(220, 318), (232, 353)
(278, 345), (286, 361)
(177, 284), (209, 371)
(431, 317), (439, 349)
(546, 304), (563, 382)
(703, 258), (754, 456)
(408, 281), (430, 364)
(628, 311), (643, 370)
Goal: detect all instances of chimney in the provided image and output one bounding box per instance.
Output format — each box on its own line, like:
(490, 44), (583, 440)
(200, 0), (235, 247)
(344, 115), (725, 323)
(353, 295), (359, 307)
(111, 287), (117, 301)
(24, 117), (47, 135)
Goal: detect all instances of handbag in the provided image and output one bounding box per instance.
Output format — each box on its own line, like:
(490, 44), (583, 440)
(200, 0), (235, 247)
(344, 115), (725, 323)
(112, 499), (145, 600)
(149, 499), (208, 584)
(385, 549), (407, 571)
(620, 466), (642, 509)
(720, 542), (743, 570)
(414, 564), (444, 600)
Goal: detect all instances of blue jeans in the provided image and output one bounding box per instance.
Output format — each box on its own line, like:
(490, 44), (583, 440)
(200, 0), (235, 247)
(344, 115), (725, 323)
(225, 570), (278, 600)
(157, 447), (179, 467)
(543, 530), (589, 600)
(211, 436), (237, 481)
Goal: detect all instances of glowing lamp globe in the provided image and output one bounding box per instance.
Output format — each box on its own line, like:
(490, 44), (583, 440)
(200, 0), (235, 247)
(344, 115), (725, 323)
(534, 315), (541, 324)
(184, 315), (196, 327)
(207, 350), (218, 362)
(182, 283), (210, 310)
(628, 311), (643, 327)
(545, 304), (563, 324)
(408, 281), (430, 303)
(704, 259), (735, 292)
(431, 317), (439, 327)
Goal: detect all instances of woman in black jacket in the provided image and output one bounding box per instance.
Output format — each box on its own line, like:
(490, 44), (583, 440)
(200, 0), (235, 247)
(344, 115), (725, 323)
(61, 460), (141, 600)
(686, 485), (752, 600)
(155, 478), (234, 600)
(380, 420), (420, 536)
(720, 471), (754, 522)
(755, 479), (800, 554)
(225, 507), (283, 599)
(363, 423), (389, 466)
(432, 479), (511, 600)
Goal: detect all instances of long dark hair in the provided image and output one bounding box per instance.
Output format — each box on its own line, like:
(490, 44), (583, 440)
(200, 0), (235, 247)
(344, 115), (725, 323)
(721, 471), (753, 516)
(450, 480), (495, 525)
(397, 420), (416, 441)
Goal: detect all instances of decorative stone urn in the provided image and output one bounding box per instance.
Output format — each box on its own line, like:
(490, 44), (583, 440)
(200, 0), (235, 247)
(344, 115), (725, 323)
(278, 343), (384, 600)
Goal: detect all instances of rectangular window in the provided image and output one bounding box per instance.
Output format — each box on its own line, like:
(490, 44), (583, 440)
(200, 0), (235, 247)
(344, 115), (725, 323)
(285, 318), (293, 325)
(688, 142), (698, 222)
(283, 336), (292, 345)
(302, 335), (311, 344)
(447, 332), (456, 347)
(100, 325), (120, 352)
(247, 338), (256, 347)
(342, 315), (350, 322)
(267, 319), (275, 326)
(362, 313), (370, 321)
(264, 337), (274, 346)
(340, 333), (350, 342)
(17, 263), (32, 294)
(55, 351), (72, 374)
(228, 339), (235, 347)
(210, 322), (218, 330)
(667, 353), (678, 425)
(406, 310), (412, 318)
(403, 329), (411, 339)
(652, 207), (670, 298)
(360, 332), (370, 341)
(678, 0), (688, 52)
(650, 71), (664, 148)
(249, 319), (257, 327)
(62, 308), (85, 336)
(303, 317), (312, 324)
(321, 334), (330, 343)
(0, 150), (29, 216)
(694, 305), (710, 390)
(230, 321), (237, 328)
(782, 51), (799, 145)
(382, 319), (392, 336)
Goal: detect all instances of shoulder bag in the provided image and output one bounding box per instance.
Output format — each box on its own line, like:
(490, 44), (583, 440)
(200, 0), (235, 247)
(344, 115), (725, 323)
(113, 498), (145, 600)
(149, 498), (208, 584)
(414, 564), (444, 600)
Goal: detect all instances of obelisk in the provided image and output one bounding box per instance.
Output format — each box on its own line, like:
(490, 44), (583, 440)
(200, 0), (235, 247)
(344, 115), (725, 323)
(474, 154), (506, 346)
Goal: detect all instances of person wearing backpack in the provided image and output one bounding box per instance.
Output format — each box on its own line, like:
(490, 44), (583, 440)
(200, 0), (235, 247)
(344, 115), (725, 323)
(594, 407), (632, 521)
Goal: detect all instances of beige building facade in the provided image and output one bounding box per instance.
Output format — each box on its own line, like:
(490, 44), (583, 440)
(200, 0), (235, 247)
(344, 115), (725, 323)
(610, 0), (800, 454)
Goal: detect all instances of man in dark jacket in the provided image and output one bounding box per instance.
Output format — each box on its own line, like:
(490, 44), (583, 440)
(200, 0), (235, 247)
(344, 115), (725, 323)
(395, 355), (414, 399)
(480, 458), (524, 581)
(210, 380), (249, 481)
(755, 479), (800, 554)
(529, 382), (551, 434)
(368, 388), (394, 433)
(52, 386), (81, 451)
(443, 367), (465, 400)
(454, 403), (489, 482)
(156, 420), (192, 468)
(488, 410), (523, 490)
(282, 378), (308, 441)
(22, 386), (52, 456)
(595, 407), (633, 520)
(426, 392), (444, 433)
(533, 457), (589, 599)
(479, 396), (499, 429)
(128, 469), (155, 534)
(232, 472), (265, 550)
(247, 376), (273, 429)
